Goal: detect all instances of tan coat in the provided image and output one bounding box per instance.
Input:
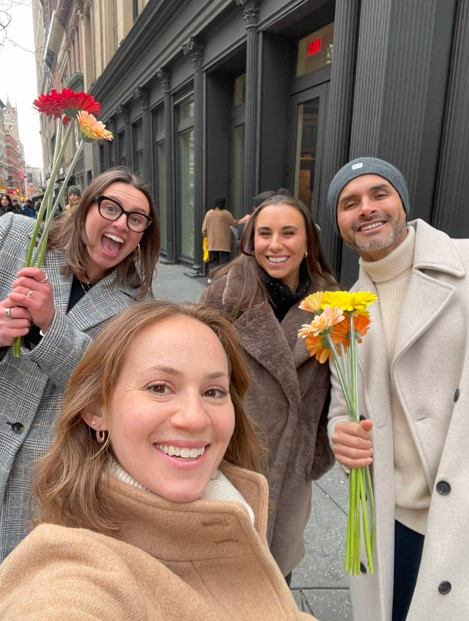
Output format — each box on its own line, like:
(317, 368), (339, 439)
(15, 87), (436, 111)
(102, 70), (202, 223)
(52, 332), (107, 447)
(202, 208), (236, 251)
(328, 220), (469, 620)
(0, 465), (315, 620)
(200, 266), (335, 575)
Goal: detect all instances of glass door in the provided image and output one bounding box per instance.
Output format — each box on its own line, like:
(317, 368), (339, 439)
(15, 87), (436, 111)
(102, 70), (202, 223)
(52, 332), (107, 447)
(289, 84), (327, 220)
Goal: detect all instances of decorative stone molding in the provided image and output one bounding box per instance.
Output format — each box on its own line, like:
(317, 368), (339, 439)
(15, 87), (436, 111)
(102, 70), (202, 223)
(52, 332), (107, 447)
(156, 68), (171, 93)
(182, 36), (204, 70)
(133, 87), (149, 110)
(234, 0), (260, 25)
(118, 104), (130, 124)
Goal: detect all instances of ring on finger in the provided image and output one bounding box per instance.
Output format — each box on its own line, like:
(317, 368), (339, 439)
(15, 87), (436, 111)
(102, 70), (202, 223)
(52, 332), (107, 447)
(27, 290), (33, 299)
(5, 307), (12, 319)
(40, 276), (48, 283)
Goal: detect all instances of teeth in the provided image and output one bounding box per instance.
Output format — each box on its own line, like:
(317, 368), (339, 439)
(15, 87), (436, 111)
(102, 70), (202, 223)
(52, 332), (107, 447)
(104, 233), (124, 243)
(268, 256), (288, 263)
(156, 444), (205, 459)
(360, 222), (383, 232)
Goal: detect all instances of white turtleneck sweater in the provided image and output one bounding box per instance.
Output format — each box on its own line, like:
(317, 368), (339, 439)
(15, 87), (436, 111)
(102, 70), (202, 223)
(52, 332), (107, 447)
(109, 458), (255, 524)
(360, 226), (430, 535)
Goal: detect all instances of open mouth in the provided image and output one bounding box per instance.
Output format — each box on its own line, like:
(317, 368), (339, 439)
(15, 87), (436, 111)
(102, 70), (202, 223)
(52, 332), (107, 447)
(267, 256), (288, 264)
(101, 233), (124, 255)
(155, 443), (207, 460)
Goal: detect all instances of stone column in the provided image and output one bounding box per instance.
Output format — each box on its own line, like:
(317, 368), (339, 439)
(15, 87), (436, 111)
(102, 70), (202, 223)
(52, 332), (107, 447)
(182, 36), (205, 275)
(317, 0), (361, 277)
(157, 68), (176, 263)
(235, 0), (260, 208)
(119, 103), (132, 170)
(133, 87), (151, 183)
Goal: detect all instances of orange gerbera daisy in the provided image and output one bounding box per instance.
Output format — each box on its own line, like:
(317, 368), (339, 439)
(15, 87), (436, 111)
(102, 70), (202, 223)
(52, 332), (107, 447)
(304, 332), (334, 363)
(299, 291), (326, 313)
(330, 312), (372, 349)
(77, 111), (113, 141)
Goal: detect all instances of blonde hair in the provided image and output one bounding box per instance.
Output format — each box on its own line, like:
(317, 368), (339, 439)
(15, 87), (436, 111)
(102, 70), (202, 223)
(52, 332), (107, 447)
(33, 301), (264, 533)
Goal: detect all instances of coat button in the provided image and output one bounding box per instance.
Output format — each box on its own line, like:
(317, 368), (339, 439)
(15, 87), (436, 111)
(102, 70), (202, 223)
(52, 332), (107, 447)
(453, 388), (460, 402)
(436, 480), (451, 495)
(7, 422), (24, 434)
(438, 581), (452, 595)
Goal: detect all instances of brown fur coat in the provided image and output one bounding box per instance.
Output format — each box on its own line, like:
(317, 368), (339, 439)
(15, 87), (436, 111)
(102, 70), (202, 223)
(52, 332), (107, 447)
(199, 265), (335, 575)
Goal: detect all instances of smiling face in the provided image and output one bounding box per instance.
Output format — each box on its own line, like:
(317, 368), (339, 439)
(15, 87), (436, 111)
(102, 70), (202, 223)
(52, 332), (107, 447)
(254, 203), (308, 291)
(84, 315), (235, 503)
(84, 181), (149, 282)
(337, 174), (408, 261)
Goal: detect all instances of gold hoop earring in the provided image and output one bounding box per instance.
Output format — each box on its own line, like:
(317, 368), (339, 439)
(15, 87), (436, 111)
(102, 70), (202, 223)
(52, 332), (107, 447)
(96, 429), (107, 445)
(304, 251), (308, 258)
(134, 243), (141, 256)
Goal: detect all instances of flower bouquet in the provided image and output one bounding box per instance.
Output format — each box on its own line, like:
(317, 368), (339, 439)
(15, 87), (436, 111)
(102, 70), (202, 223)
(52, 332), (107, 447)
(12, 89), (112, 357)
(298, 291), (377, 574)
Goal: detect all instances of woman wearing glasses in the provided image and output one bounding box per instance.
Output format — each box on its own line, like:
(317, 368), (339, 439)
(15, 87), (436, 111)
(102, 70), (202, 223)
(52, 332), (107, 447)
(0, 167), (159, 561)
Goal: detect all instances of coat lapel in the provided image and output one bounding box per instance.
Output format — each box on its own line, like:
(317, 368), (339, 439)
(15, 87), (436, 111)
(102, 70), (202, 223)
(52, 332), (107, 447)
(393, 220), (465, 363)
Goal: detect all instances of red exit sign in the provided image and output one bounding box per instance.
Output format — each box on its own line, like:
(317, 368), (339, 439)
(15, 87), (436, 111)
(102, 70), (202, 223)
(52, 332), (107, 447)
(307, 38), (321, 56)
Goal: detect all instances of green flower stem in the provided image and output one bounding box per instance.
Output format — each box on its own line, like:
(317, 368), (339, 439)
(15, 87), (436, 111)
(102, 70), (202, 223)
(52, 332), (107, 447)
(33, 139), (84, 266)
(12, 120), (75, 357)
(24, 122), (64, 267)
(326, 312), (375, 576)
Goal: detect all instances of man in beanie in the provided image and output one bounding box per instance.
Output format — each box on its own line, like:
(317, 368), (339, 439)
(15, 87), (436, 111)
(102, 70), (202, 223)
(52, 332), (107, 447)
(65, 185), (81, 216)
(327, 157), (469, 621)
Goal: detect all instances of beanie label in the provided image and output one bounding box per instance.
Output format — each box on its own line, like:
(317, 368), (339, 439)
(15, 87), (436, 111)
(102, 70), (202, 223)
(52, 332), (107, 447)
(352, 163), (363, 170)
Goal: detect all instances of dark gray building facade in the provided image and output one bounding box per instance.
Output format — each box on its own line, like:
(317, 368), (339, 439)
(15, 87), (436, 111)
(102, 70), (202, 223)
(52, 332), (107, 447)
(91, 0), (469, 284)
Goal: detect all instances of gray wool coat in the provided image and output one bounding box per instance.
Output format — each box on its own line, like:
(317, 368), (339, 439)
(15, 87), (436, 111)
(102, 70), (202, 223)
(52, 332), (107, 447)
(199, 265), (335, 576)
(0, 214), (148, 560)
(328, 219), (469, 620)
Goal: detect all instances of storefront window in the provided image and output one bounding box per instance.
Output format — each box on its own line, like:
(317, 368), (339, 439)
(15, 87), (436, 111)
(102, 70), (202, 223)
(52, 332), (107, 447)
(117, 131), (126, 167)
(179, 95), (195, 121)
(156, 141), (166, 250)
(294, 98), (320, 210)
(233, 74), (246, 107)
(132, 119), (143, 176)
(232, 124), (244, 218)
(154, 106), (166, 251)
(296, 23), (334, 77)
(178, 128), (195, 258)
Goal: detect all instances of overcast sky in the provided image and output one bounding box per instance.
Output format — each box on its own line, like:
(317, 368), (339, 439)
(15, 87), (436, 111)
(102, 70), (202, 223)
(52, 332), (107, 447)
(0, 0), (43, 168)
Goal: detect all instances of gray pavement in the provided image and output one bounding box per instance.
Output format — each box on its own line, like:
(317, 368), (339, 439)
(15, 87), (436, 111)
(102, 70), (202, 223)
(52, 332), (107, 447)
(152, 262), (352, 621)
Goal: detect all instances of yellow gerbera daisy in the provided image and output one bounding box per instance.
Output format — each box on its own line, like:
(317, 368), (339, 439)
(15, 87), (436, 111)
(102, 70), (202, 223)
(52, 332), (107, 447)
(77, 111), (113, 141)
(321, 290), (377, 314)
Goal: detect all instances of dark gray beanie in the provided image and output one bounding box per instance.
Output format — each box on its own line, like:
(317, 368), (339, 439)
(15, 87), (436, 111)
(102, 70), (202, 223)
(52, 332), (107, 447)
(327, 157), (410, 233)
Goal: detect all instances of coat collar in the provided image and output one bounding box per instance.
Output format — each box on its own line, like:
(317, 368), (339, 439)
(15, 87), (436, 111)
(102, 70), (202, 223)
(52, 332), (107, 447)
(222, 267), (317, 406)
(42, 248), (139, 330)
(105, 464), (269, 559)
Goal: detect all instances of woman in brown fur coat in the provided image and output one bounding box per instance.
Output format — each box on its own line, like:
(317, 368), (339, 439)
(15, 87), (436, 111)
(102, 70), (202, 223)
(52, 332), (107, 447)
(199, 194), (338, 582)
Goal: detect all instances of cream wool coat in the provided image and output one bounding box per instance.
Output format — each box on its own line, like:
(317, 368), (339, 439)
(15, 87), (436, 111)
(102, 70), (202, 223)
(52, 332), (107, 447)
(328, 219), (469, 620)
(200, 267), (334, 576)
(0, 465), (315, 620)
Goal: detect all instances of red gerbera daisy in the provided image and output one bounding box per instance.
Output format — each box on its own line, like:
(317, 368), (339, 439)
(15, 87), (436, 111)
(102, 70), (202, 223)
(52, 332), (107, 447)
(33, 89), (100, 124)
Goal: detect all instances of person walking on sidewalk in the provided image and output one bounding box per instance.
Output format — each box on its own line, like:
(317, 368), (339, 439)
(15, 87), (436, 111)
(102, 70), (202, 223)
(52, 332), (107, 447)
(202, 196), (236, 271)
(327, 156), (469, 621)
(200, 193), (337, 582)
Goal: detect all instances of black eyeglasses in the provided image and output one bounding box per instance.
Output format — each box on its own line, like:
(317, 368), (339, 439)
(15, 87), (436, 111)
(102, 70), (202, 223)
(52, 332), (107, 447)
(96, 195), (152, 233)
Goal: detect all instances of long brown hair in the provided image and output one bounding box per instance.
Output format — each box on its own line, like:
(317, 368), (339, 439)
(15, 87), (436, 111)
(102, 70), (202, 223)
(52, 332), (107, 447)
(213, 194), (337, 319)
(33, 301), (264, 533)
(47, 167), (160, 298)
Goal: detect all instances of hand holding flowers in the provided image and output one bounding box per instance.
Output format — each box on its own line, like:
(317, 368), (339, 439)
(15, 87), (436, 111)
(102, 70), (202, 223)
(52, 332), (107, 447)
(298, 290), (377, 575)
(11, 89), (112, 357)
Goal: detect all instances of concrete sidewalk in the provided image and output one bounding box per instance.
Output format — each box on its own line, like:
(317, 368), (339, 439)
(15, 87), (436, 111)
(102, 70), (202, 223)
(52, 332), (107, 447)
(152, 262), (352, 621)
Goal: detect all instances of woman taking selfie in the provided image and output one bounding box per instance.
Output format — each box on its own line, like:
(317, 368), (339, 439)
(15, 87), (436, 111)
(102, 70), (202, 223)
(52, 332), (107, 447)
(0, 167), (159, 560)
(0, 301), (315, 620)
(200, 194), (337, 582)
